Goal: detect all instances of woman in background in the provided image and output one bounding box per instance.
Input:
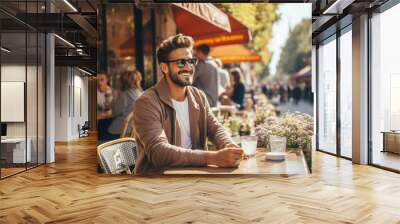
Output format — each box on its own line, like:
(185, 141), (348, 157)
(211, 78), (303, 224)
(221, 68), (246, 110)
(108, 70), (143, 138)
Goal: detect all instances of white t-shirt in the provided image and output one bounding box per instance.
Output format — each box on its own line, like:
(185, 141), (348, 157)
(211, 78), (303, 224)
(172, 98), (192, 149)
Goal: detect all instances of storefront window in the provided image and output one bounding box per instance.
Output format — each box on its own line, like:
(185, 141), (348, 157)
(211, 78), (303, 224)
(106, 4), (135, 88)
(339, 28), (352, 158)
(371, 4), (400, 171)
(98, 4), (157, 143)
(317, 36), (337, 154)
(142, 9), (155, 89)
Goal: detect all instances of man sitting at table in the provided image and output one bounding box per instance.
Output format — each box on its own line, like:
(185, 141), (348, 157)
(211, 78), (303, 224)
(132, 34), (244, 175)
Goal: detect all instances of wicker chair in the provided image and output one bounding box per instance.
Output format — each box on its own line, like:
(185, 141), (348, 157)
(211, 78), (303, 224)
(97, 138), (136, 174)
(120, 112), (135, 138)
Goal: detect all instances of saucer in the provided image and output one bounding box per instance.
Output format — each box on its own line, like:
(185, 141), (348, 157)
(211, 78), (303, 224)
(265, 152), (286, 161)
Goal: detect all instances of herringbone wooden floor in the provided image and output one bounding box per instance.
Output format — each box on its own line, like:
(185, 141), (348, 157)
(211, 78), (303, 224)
(1, 135), (400, 223)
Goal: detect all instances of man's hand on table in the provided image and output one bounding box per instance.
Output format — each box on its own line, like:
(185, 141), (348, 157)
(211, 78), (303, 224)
(225, 143), (250, 160)
(206, 147), (245, 168)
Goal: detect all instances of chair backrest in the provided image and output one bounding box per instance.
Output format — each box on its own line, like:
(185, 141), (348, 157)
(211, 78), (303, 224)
(120, 112), (135, 138)
(97, 138), (136, 174)
(82, 121), (90, 129)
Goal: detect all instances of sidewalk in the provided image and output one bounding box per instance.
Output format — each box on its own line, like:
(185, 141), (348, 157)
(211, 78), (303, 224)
(276, 100), (314, 116)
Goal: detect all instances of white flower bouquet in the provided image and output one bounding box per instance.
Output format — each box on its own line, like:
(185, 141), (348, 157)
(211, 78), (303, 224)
(255, 112), (313, 149)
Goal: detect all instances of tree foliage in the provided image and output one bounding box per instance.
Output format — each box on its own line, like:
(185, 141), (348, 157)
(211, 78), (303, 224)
(277, 18), (311, 75)
(220, 3), (279, 65)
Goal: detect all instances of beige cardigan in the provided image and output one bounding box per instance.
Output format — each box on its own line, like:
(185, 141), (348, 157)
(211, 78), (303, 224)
(132, 78), (233, 175)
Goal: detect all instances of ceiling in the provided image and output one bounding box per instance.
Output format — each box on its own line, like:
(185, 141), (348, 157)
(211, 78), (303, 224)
(0, 0), (98, 73)
(310, 0), (390, 43)
(1, 0), (396, 72)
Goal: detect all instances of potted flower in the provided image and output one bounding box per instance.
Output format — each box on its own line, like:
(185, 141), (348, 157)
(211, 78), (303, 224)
(254, 112), (313, 150)
(254, 104), (277, 126)
(254, 96), (277, 126)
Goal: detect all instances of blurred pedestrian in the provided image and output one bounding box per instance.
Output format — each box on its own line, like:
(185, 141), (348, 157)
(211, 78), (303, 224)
(279, 84), (286, 103)
(193, 44), (219, 107)
(293, 84), (301, 105)
(262, 84), (268, 97)
(304, 82), (313, 103)
(288, 83), (294, 102)
(215, 58), (230, 97)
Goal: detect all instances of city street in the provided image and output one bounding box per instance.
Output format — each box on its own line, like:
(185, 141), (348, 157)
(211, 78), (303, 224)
(277, 100), (314, 116)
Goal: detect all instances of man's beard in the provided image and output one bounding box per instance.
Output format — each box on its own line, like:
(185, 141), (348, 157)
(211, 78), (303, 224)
(169, 69), (193, 87)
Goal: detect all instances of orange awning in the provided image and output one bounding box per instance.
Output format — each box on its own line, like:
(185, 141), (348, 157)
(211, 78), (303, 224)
(171, 3), (231, 38)
(210, 44), (261, 64)
(194, 14), (251, 47)
(119, 3), (232, 58)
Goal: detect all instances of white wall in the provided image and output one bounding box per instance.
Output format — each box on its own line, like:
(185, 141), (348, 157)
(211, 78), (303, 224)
(71, 72), (89, 138)
(55, 66), (69, 141)
(1, 65), (36, 137)
(1, 63), (46, 164)
(1, 65), (26, 138)
(54, 67), (89, 141)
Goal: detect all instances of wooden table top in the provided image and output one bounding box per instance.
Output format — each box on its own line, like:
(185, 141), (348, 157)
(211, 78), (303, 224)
(164, 149), (309, 175)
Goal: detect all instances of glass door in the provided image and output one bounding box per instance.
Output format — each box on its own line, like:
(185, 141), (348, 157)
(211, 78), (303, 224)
(317, 35), (337, 155)
(0, 0), (47, 179)
(370, 4), (400, 171)
(339, 27), (352, 158)
(1, 30), (28, 177)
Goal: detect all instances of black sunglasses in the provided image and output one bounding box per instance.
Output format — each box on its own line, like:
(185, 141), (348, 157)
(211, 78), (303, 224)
(165, 58), (198, 68)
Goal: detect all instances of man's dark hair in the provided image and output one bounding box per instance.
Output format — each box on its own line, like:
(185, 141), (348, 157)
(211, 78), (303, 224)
(196, 44), (210, 55)
(156, 34), (194, 63)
